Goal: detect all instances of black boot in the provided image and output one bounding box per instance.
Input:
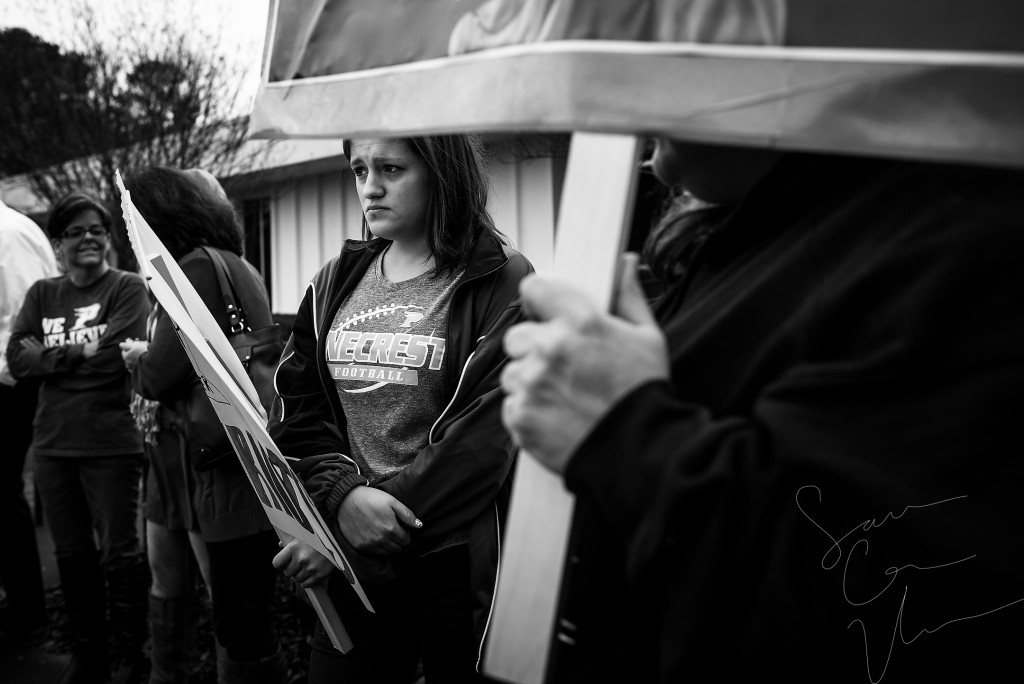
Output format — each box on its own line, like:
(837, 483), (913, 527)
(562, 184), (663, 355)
(148, 594), (200, 684)
(57, 551), (111, 684)
(105, 554), (151, 684)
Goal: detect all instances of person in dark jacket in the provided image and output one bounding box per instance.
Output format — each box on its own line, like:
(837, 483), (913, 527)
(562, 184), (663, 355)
(118, 167), (285, 684)
(499, 137), (1024, 683)
(269, 133), (533, 684)
(6, 191), (150, 684)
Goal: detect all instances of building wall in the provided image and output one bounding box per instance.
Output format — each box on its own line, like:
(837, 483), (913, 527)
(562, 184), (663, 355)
(265, 156), (564, 315)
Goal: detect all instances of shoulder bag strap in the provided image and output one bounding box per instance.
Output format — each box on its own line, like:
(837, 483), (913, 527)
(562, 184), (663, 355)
(199, 246), (247, 333)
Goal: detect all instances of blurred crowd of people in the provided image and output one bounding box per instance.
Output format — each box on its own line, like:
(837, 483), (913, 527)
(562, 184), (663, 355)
(1, 172), (286, 684)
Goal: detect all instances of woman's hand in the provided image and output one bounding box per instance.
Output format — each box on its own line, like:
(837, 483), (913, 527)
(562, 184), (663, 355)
(500, 253), (670, 474)
(272, 538), (335, 588)
(19, 337), (44, 352)
(337, 486), (422, 555)
(119, 338), (148, 371)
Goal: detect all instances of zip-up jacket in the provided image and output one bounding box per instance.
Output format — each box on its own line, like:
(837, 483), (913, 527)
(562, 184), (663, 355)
(270, 229), (533, 649)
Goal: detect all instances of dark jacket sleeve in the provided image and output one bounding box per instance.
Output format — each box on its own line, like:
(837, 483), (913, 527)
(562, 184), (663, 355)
(377, 253), (533, 546)
(268, 273), (366, 521)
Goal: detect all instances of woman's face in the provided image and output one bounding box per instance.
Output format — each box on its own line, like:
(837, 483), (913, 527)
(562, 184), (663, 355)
(55, 209), (110, 270)
(348, 138), (433, 246)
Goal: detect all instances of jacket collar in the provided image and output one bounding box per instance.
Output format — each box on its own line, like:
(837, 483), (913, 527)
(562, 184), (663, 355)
(339, 228), (510, 282)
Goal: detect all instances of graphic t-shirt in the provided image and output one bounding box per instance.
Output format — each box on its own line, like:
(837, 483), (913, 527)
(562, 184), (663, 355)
(326, 253), (465, 484)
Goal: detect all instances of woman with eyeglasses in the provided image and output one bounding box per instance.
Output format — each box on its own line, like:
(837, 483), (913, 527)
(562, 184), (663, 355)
(6, 190), (151, 683)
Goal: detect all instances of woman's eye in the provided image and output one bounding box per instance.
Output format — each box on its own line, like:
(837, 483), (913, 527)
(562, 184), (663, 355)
(383, 165), (400, 174)
(351, 166), (366, 178)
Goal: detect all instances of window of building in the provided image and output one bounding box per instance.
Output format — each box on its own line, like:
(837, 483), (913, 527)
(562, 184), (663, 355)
(242, 197), (272, 299)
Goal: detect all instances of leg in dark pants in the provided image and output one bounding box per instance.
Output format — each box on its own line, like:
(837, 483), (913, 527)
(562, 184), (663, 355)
(36, 456), (111, 684)
(0, 380), (47, 645)
(56, 551), (111, 684)
(205, 530), (285, 684)
(36, 453), (146, 683)
(79, 455), (149, 674)
(308, 544), (483, 684)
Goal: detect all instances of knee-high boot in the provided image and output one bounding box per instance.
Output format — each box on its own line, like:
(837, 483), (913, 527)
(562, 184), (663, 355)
(57, 551), (111, 684)
(147, 594), (200, 684)
(105, 554), (151, 682)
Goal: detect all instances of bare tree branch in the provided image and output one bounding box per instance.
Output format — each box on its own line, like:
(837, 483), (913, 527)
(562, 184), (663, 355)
(1, 0), (268, 268)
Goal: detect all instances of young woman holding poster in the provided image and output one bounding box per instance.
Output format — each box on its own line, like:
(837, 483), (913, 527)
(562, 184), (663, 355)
(270, 134), (532, 684)
(118, 167), (285, 684)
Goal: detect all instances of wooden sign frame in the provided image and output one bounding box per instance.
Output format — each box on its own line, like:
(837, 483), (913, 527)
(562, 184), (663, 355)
(483, 132), (642, 683)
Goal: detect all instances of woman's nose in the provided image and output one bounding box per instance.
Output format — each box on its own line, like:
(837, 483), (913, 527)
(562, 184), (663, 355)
(362, 171), (384, 197)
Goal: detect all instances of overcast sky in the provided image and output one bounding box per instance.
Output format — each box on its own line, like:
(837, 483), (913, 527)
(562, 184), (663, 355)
(0, 0), (271, 109)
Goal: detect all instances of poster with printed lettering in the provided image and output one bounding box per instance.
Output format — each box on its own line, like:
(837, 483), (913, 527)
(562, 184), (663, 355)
(115, 172), (371, 653)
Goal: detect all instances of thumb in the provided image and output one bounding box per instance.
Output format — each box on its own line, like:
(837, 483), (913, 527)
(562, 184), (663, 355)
(390, 500), (423, 530)
(271, 546), (290, 570)
(613, 253), (658, 328)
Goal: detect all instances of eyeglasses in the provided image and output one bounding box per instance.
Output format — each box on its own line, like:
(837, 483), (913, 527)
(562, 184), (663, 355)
(61, 226), (109, 241)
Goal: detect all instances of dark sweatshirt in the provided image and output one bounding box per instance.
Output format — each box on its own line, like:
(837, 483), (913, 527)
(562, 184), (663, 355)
(7, 268), (148, 457)
(555, 155), (1024, 683)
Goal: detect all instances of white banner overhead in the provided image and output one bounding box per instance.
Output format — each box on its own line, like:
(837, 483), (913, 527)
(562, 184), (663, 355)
(249, 0), (1024, 168)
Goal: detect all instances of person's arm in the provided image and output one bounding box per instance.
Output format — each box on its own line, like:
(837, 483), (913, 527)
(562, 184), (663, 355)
(66, 274), (149, 388)
(0, 227), (57, 385)
(269, 276), (366, 519)
(11, 274), (148, 385)
(6, 281), (92, 380)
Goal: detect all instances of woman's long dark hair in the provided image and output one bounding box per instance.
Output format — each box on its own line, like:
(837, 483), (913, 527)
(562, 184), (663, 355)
(127, 166), (244, 261)
(343, 134), (505, 275)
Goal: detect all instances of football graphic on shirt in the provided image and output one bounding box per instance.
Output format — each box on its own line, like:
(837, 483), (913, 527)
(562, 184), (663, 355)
(325, 303), (446, 393)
